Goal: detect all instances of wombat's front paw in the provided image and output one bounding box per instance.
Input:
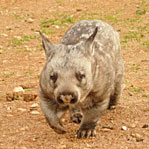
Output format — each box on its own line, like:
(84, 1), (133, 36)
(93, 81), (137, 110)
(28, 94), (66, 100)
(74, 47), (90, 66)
(77, 128), (96, 138)
(77, 123), (96, 138)
(71, 112), (83, 124)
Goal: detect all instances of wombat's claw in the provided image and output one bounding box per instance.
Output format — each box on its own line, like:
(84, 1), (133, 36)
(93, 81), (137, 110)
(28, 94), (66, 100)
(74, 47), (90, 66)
(77, 129), (96, 138)
(71, 112), (83, 124)
(53, 127), (66, 134)
(51, 123), (66, 134)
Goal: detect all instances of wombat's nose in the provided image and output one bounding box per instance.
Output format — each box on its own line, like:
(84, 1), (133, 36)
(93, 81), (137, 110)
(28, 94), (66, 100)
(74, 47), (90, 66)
(57, 93), (77, 104)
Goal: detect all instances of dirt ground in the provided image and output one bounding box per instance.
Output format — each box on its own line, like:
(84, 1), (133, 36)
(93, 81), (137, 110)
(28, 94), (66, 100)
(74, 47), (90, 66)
(0, 0), (149, 149)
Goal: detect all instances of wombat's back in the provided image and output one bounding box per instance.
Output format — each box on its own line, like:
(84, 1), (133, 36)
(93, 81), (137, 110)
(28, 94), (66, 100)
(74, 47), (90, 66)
(61, 20), (119, 46)
(61, 20), (121, 66)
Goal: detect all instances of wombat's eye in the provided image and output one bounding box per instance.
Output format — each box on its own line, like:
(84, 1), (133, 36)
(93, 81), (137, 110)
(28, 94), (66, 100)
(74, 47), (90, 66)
(76, 72), (85, 81)
(50, 73), (57, 83)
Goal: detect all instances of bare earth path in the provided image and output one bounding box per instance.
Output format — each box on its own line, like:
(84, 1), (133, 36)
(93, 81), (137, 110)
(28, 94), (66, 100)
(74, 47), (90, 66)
(0, 0), (148, 149)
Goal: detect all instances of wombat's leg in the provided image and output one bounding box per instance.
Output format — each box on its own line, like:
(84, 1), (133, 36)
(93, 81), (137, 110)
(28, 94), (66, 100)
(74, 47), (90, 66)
(109, 82), (122, 109)
(40, 98), (67, 134)
(77, 99), (109, 138)
(69, 105), (83, 124)
(109, 61), (124, 109)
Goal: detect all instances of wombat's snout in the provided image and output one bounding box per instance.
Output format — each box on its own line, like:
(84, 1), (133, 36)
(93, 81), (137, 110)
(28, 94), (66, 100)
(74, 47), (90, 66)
(57, 92), (78, 104)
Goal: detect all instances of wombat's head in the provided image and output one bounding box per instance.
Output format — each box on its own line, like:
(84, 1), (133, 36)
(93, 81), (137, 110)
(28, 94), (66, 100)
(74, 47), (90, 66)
(39, 28), (98, 106)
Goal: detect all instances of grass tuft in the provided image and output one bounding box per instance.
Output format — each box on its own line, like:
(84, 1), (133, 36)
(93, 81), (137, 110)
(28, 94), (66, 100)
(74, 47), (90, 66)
(136, 9), (146, 15)
(11, 40), (23, 46)
(129, 87), (144, 93)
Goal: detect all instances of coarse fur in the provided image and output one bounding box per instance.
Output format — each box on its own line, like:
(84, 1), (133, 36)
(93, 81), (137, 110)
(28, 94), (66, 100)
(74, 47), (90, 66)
(38, 20), (124, 138)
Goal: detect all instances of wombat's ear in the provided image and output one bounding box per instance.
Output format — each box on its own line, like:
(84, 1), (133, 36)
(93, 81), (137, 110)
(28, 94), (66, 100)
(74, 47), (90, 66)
(39, 31), (53, 59)
(85, 27), (98, 56)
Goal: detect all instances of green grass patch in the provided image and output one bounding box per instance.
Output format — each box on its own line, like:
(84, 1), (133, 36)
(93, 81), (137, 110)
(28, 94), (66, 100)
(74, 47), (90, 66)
(41, 28), (56, 35)
(24, 88), (33, 92)
(124, 31), (137, 40)
(55, 0), (63, 6)
(137, 26), (147, 32)
(140, 0), (148, 6)
(15, 49), (30, 53)
(142, 94), (149, 98)
(121, 40), (129, 44)
(144, 108), (149, 112)
(11, 40), (23, 46)
(143, 41), (149, 51)
(136, 9), (146, 15)
(129, 87), (144, 93)
(130, 64), (140, 72)
(13, 13), (24, 20)
(37, 74), (40, 78)
(40, 14), (75, 28)
(41, 20), (58, 27)
(123, 17), (143, 28)
(22, 35), (39, 41)
(106, 15), (119, 24)
(124, 31), (144, 41)
(4, 72), (14, 78)
(11, 35), (38, 46)
(26, 70), (33, 75)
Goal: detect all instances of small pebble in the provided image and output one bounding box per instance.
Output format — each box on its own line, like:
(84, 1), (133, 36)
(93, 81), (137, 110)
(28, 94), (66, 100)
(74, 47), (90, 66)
(129, 123), (136, 128)
(60, 144), (66, 148)
(109, 105), (116, 110)
(101, 128), (111, 132)
(30, 103), (38, 110)
(76, 8), (82, 11)
(15, 25), (20, 28)
(86, 143), (91, 147)
(128, 92), (133, 96)
(136, 138), (144, 142)
(2, 60), (7, 64)
(6, 26), (12, 30)
(20, 126), (28, 131)
(14, 36), (21, 40)
(18, 108), (26, 112)
(142, 124), (148, 128)
(0, 50), (3, 54)
(102, 125), (113, 129)
(7, 106), (11, 110)
(131, 133), (144, 142)
(13, 86), (24, 93)
(23, 93), (37, 102)
(30, 103), (38, 108)
(136, 5), (140, 8)
(54, 25), (60, 29)
(31, 111), (40, 115)
(27, 18), (34, 23)
(1, 33), (8, 37)
(121, 126), (127, 131)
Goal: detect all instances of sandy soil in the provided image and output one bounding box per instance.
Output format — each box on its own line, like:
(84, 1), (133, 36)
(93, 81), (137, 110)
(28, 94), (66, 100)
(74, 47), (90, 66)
(0, 0), (148, 148)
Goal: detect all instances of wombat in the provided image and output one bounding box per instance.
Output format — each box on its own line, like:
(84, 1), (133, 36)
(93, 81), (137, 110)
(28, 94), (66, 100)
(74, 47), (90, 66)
(38, 20), (124, 138)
